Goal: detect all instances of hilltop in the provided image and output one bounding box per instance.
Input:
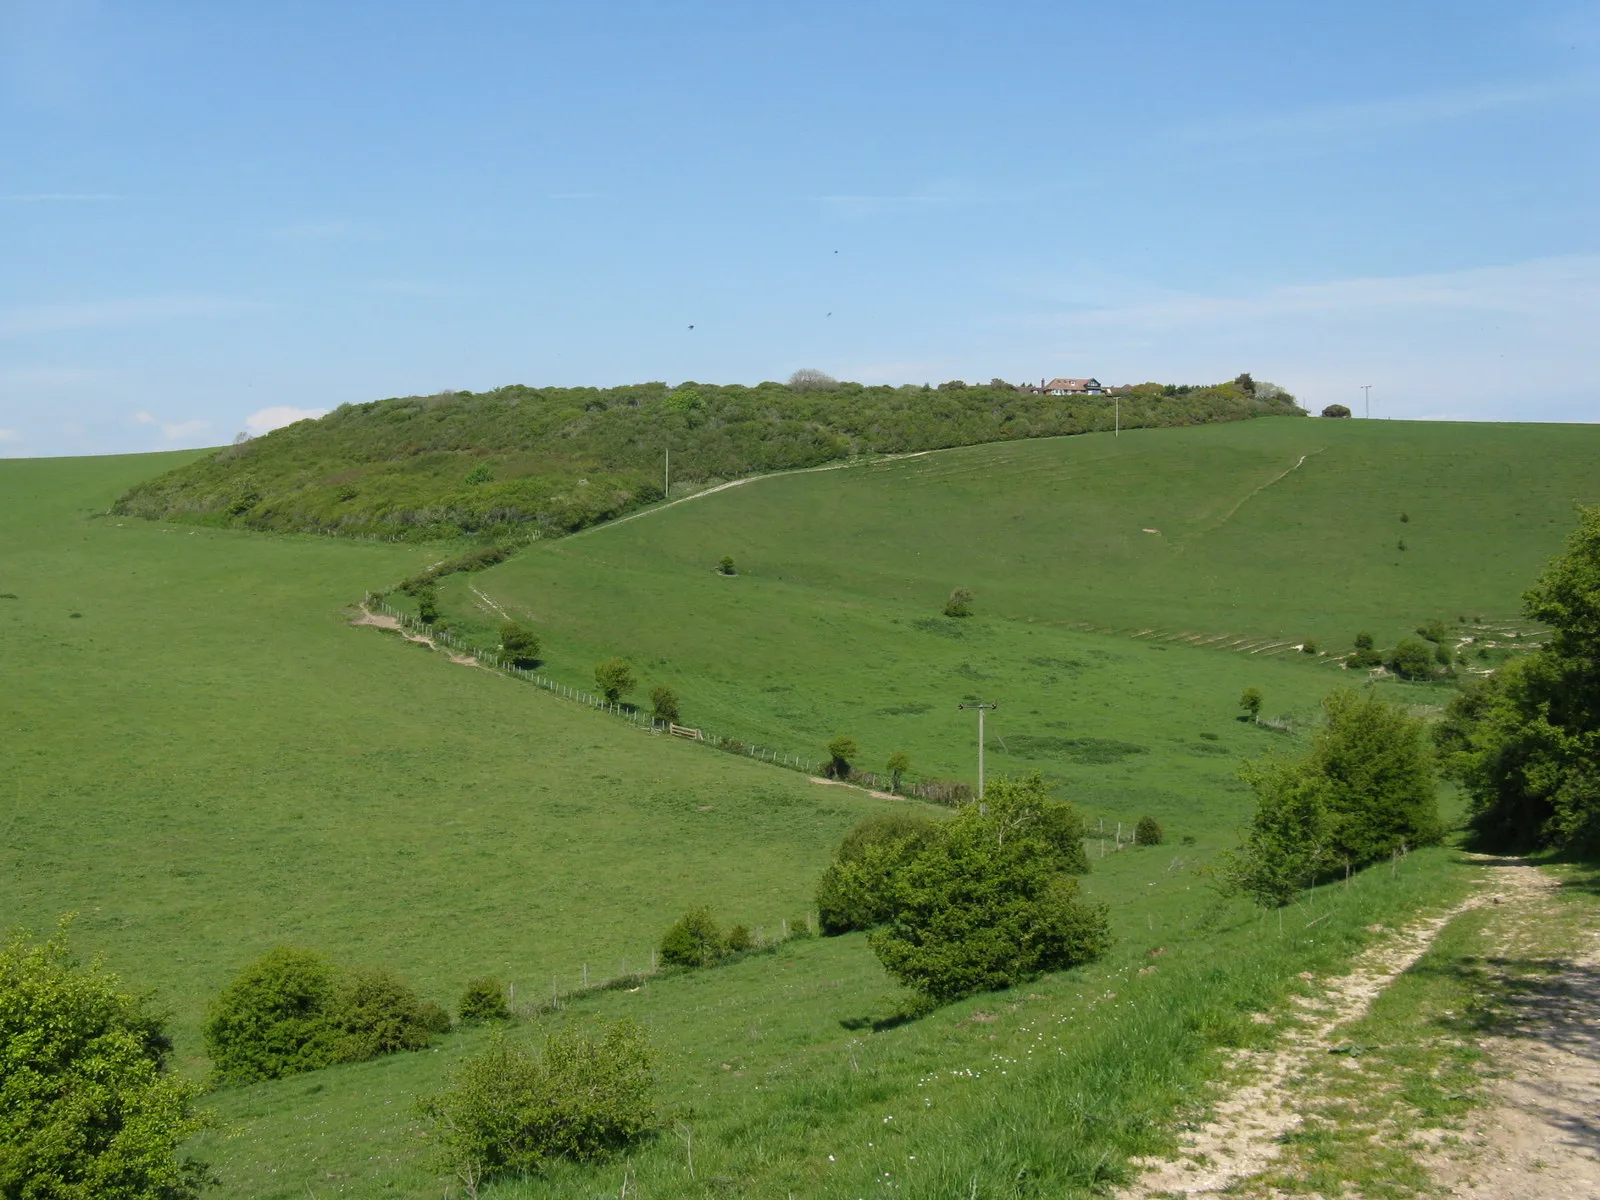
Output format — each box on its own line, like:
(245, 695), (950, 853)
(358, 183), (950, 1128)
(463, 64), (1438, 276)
(110, 377), (1300, 539)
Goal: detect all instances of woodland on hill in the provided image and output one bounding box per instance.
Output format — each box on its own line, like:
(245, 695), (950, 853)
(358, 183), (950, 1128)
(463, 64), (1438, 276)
(112, 377), (1301, 540)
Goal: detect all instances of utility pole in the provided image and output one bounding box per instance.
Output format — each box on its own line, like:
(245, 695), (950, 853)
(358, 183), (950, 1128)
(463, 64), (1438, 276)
(1114, 396), (1120, 437)
(1361, 385), (1372, 419)
(957, 701), (998, 798)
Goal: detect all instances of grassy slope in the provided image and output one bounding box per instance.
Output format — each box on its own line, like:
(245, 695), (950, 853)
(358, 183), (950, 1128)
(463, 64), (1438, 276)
(435, 417), (1597, 798)
(0, 452), (888, 1054)
(5, 420), (1576, 1197)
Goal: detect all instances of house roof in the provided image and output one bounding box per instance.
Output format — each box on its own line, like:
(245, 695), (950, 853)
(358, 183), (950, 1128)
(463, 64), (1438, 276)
(1043, 377), (1101, 390)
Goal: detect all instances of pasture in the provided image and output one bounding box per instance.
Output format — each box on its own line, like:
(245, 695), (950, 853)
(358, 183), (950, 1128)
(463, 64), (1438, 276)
(6, 417), (1591, 1196)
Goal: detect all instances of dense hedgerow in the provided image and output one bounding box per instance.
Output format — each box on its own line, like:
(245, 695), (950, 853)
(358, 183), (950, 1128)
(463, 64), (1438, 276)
(203, 948), (443, 1084)
(111, 378), (1301, 540)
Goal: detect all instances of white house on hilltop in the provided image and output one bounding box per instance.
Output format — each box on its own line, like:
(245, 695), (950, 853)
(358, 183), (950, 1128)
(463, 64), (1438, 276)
(1026, 377), (1105, 395)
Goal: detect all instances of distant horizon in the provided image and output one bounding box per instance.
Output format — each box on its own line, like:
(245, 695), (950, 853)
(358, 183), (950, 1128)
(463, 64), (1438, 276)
(3, 1), (1595, 456)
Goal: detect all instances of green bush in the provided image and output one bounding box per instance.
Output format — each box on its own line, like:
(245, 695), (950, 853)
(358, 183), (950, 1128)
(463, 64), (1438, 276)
(824, 734), (859, 779)
(499, 620), (541, 667)
(659, 907), (725, 967)
(943, 587), (973, 618)
(593, 658), (636, 704)
(204, 949), (443, 1084)
(725, 923), (754, 952)
(1349, 630), (1383, 668)
(717, 554), (736, 575)
(1134, 815), (1165, 846)
(1222, 688), (1442, 905)
(458, 977), (510, 1023)
(885, 749), (912, 793)
(1238, 687), (1263, 719)
(330, 965), (437, 1061)
(1385, 637), (1436, 680)
(416, 588), (440, 625)
(649, 685), (680, 724)
(816, 811), (939, 934)
(417, 1022), (655, 1193)
(416, 1001), (453, 1033)
(868, 777), (1111, 1002)
(787, 913), (816, 940)
(0, 926), (216, 1199)
(203, 947), (343, 1083)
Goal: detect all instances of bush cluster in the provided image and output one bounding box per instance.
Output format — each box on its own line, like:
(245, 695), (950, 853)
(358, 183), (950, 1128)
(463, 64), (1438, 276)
(458, 977), (510, 1023)
(203, 948), (447, 1084)
(418, 1021), (654, 1194)
(816, 811), (940, 934)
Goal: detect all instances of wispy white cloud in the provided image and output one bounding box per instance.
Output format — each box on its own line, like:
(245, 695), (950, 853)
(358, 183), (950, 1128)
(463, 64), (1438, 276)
(0, 295), (249, 337)
(1183, 78), (1598, 141)
(245, 405), (327, 436)
(133, 411), (211, 440)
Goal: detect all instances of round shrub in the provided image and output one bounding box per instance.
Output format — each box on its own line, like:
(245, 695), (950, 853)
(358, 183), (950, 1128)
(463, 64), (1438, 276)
(416, 1001), (453, 1034)
(203, 947), (342, 1084)
(725, 924), (754, 953)
(816, 811), (939, 934)
(943, 587), (973, 617)
(1134, 815), (1165, 846)
(1386, 637), (1437, 680)
(649, 685), (680, 724)
(1321, 404), (1352, 418)
(458, 976), (510, 1023)
(824, 734), (859, 780)
(659, 907), (725, 968)
(499, 621), (541, 667)
(331, 966), (437, 1061)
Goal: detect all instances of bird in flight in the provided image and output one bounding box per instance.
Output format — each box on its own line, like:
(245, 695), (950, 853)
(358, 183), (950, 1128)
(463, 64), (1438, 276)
(687, 324), (695, 330)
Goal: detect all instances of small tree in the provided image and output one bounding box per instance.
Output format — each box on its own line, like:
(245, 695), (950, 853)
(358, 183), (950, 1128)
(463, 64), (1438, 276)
(593, 658), (636, 704)
(943, 587), (973, 618)
(885, 750), (912, 794)
(717, 554), (736, 576)
(649, 685), (680, 724)
(1234, 372), (1256, 394)
(825, 734), (859, 780)
(1134, 815), (1164, 846)
(203, 947), (342, 1083)
(868, 778), (1111, 1002)
(0, 926), (216, 1199)
(816, 811), (939, 934)
(329, 965), (437, 1061)
(417, 588), (440, 625)
(1321, 404), (1352, 418)
(788, 368), (837, 391)
(659, 907), (725, 968)
(458, 977), (510, 1023)
(1350, 631), (1382, 668)
(1239, 687), (1263, 720)
(499, 621), (541, 668)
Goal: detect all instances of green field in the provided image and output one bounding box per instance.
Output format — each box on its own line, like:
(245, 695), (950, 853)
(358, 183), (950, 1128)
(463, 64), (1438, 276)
(6, 417), (1596, 1198)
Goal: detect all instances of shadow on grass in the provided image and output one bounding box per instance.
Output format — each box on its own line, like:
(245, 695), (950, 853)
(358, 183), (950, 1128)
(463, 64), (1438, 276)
(838, 1010), (922, 1033)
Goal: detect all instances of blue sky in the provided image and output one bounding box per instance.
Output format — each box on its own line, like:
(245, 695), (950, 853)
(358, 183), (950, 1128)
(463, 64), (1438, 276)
(2, 0), (1597, 456)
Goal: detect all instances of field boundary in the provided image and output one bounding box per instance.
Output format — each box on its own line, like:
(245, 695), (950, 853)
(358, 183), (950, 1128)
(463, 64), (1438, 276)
(355, 600), (959, 804)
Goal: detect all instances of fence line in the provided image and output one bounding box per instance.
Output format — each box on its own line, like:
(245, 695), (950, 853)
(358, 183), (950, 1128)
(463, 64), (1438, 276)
(366, 598), (969, 804)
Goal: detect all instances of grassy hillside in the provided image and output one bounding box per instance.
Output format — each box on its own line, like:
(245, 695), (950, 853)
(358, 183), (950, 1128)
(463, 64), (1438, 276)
(3, 424), (1550, 1199)
(425, 417), (1597, 798)
(109, 377), (1300, 539)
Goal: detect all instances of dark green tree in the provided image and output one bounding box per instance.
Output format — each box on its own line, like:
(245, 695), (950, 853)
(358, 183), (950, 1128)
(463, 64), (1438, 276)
(1134, 815), (1165, 846)
(649, 685), (680, 724)
(0, 926), (216, 1199)
(1350, 631), (1382, 668)
(203, 948), (343, 1083)
(593, 658), (636, 704)
(1239, 686), (1263, 720)
(825, 734), (859, 780)
(458, 977), (509, 1023)
(1385, 638), (1436, 680)
(417, 588), (440, 625)
(816, 811), (939, 934)
(717, 554), (736, 575)
(658, 907), (725, 968)
(499, 620), (541, 667)
(868, 778), (1111, 1002)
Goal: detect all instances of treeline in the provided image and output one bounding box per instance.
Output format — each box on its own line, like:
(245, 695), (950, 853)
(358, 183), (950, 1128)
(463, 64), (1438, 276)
(112, 377), (1302, 541)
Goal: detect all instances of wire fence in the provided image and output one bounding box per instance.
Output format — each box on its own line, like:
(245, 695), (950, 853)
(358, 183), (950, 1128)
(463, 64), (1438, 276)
(364, 599), (968, 804)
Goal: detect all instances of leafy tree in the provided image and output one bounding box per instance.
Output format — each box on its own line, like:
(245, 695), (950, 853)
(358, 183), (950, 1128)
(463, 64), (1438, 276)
(0, 926), (216, 1199)
(787, 368), (837, 391)
(593, 658), (636, 704)
(943, 587), (974, 618)
(717, 554), (736, 575)
(1234, 372), (1256, 394)
(649, 685), (680, 724)
(868, 777), (1111, 1002)
(1223, 690), (1441, 903)
(816, 811), (939, 934)
(1302, 639), (1318, 655)
(499, 620), (541, 667)
(1239, 686), (1263, 719)
(203, 948), (343, 1083)
(416, 588), (440, 625)
(329, 966), (436, 1061)
(825, 734), (859, 779)
(1134, 815), (1165, 846)
(458, 977), (509, 1023)
(725, 924), (754, 952)
(658, 907), (725, 967)
(1436, 506), (1600, 852)
(1385, 637), (1436, 680)
(885, 749), (912, 793)
(417, 1022), (655, 1198)
(1321, 404), (1352, 418)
